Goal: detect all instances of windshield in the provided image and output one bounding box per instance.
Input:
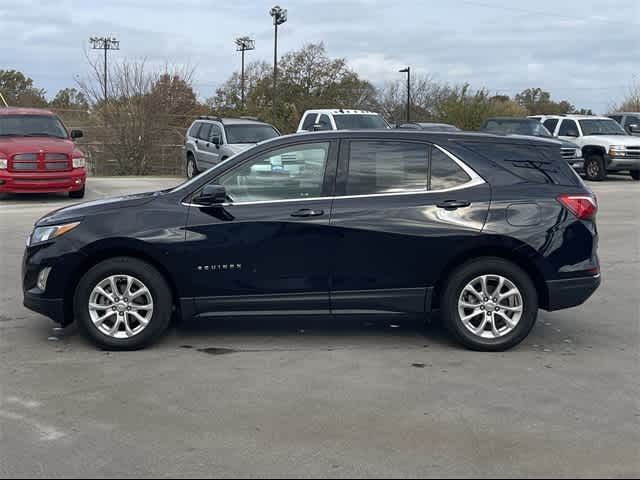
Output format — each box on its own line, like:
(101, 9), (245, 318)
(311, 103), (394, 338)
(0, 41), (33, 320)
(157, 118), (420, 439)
(225, 124), (279, 144)
(0, 115), (68, 138)
(483, 119), (552, 137)
(579, 119), (627, 136)
(334, 114), (389, 130)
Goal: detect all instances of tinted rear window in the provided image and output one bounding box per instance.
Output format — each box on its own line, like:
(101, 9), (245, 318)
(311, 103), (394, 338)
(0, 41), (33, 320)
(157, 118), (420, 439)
(334, 114), (388, 130)
(459, 141), (581, 186)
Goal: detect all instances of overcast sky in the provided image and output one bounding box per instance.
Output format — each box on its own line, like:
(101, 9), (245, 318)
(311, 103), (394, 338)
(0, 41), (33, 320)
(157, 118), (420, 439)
(1, 0), (638, 112)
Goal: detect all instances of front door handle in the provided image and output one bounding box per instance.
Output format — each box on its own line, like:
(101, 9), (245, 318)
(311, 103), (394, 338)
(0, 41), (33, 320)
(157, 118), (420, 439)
(436, 200), (471, 210)
(291, 208), (325, 218)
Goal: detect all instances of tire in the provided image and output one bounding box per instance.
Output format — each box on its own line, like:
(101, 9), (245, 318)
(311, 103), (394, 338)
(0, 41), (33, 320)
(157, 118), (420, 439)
(69, 185), (85, 199)
(630, 170), (640, 181)
(74, 257), (172, 350)
(186, 154), (199, 179)
(584, 154), (607, 181)
(441, 257), (539, 351)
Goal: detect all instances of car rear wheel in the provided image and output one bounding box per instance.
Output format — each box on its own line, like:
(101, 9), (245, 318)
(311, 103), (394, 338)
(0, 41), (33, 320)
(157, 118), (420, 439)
(69, 185), (85, 199)
(186, 155), (199, 179)
(74, 257), (172, 350)
(584, 154), (606, 181)
(630, 170), (640, 181)
(441, 257), (538, 351)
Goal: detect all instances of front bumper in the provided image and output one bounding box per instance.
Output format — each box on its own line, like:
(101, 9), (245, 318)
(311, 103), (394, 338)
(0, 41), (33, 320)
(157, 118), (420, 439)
(545, 274), (601, 311)
(606, 155), (640, 172)
(568, 158), (584, 171)
(0, 168), (86, 193)
(23, 289), (66, 324)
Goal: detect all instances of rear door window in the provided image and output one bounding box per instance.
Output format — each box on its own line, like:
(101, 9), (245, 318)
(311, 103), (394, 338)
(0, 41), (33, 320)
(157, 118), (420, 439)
(345, 141), (428, 195)
(558, 120), (579, 137)
(301, 114), (318, 131)
(543, 119), (559, 135)
(198, 123), (213, 141)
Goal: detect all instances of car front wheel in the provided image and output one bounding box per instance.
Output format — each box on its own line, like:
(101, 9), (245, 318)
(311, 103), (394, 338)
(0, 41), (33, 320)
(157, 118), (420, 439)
(69, 185), (85, 199)
(584, 154), (607, 181)
(74, 257), (172, 350)
(441, 257), (538, 351)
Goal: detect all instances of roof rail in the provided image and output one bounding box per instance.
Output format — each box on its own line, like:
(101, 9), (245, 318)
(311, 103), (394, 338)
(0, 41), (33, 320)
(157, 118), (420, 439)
(199, 115), (223, 123)
(239, 116), (260, 121)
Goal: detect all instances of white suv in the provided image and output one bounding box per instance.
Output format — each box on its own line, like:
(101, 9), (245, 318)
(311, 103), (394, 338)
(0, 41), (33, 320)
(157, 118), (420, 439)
(531, 115), (640, 181)
(297, 109), (389, 132)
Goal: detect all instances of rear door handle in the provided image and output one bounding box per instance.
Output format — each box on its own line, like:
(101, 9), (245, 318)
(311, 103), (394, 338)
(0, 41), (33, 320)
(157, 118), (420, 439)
(291, 208), (325, 218)
(436, 200), (471, 210)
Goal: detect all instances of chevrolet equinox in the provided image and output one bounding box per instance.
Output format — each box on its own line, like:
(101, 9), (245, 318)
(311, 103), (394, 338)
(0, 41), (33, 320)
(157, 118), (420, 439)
(23, 130), (601, 351)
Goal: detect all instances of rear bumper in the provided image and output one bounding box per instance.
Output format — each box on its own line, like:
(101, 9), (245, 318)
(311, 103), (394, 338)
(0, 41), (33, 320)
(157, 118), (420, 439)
(545, 274), (601, 311)
(0, 168), (86, 193)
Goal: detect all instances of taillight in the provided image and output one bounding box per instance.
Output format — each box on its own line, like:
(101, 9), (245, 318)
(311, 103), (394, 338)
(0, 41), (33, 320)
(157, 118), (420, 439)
(557, 194), (597, 220)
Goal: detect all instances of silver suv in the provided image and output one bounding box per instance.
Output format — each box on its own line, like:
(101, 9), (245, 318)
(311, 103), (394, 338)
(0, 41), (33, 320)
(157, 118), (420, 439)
(184, 117), (280, 178)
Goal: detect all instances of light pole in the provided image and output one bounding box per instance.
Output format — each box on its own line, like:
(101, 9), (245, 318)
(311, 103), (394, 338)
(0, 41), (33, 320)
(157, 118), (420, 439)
(90, 36), (120, 103)
(270, 5), (287, 124)
(235, 36), (255, 111)
(399, 66), (411, 122)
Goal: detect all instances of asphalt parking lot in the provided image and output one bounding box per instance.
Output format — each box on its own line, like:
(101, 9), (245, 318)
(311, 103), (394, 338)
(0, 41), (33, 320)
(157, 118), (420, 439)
(1, 176), (638, 478)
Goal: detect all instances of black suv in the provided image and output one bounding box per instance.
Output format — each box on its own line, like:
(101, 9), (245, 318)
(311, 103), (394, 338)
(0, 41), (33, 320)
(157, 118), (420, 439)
(23, 130), (600, 351)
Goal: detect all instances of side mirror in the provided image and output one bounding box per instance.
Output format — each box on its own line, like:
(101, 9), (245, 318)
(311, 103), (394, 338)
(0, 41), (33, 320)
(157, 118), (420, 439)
(566, 130), (579, 138)
(194, 184), (226, 206)
(70, 129), (84, 139)
(211, 135), (222, 147)
(629, 124), (639, 134)
(312, 124), (324, 132)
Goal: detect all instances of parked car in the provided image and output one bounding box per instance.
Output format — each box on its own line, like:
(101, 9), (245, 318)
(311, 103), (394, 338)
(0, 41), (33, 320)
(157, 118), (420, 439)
(607, 112), (640, 136)
(480, 117), (583, 170)
(23, 130), (600, 351)
(397, 122), (461, 132)
(0, 107), (86, 198)
(296, 109), (389, 132)
(184, 116), (280, 178)
(531, 114), (640, 181)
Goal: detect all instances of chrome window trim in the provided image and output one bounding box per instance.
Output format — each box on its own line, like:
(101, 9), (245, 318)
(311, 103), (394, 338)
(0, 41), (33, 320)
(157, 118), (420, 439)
(183, 144), (485, 208)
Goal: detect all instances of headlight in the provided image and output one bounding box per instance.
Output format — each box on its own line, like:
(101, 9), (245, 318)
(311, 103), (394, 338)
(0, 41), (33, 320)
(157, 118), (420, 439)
(609, 146), (626, 157)
(574, 147), (582, 158)
(0, 158), (7, 169)
(72, 156), (86, 168)
(28, 222), (80, 246)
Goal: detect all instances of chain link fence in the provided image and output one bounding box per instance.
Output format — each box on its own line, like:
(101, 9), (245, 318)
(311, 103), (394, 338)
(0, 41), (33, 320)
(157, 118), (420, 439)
(80, 142), (186, 177)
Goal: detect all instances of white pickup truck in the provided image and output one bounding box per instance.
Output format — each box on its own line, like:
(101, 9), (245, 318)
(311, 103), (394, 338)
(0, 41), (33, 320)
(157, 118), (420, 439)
(530, 114), (640, 181)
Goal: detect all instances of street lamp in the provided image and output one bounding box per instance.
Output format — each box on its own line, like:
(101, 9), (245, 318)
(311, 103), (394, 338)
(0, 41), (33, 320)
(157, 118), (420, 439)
(399, 66), (411, 122)
(269, 5), (287, 124)
(90, 36), (120, 103)
(235, 36), (256, 110)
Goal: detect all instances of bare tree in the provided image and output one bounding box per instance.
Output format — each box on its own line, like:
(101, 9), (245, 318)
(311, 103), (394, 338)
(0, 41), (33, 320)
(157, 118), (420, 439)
(77, 57), (199, 175)
(613, 80), (640, 112)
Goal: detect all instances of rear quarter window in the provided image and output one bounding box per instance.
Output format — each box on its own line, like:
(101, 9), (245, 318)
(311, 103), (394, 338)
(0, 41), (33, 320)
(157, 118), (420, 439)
(458, 141), (580, 186)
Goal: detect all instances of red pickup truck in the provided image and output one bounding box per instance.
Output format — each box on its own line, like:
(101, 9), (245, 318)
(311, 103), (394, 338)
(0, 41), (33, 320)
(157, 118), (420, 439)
(0, 107), (87, 198)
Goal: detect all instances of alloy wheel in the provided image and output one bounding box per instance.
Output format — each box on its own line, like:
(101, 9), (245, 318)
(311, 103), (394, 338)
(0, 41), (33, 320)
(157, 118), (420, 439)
(88, 275), (154, 339)
(458, 274), (524, 339)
